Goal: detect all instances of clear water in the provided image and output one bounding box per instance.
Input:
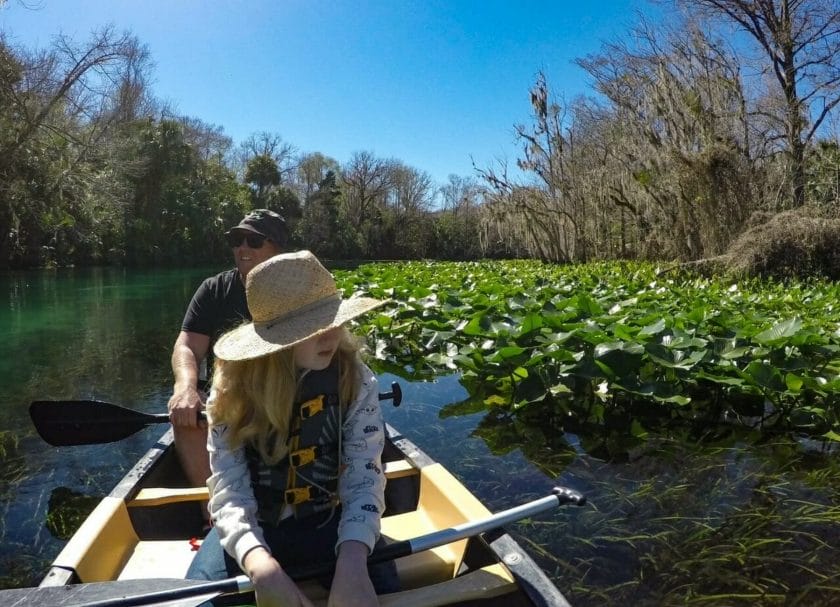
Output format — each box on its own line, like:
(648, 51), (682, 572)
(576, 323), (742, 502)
(1, 267), (838, 606)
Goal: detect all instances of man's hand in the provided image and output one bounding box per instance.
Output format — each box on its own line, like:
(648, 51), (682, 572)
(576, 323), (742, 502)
(169, 330), (211, 428)
(167, 384), (206, 428)
(328, 541), (378, 607)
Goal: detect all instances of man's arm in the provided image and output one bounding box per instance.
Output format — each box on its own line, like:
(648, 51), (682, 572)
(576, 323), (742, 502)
(168, 330), (211, 428)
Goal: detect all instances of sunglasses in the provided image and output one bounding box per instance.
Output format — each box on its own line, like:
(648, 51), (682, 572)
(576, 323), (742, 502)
(227, 233), (268, 248)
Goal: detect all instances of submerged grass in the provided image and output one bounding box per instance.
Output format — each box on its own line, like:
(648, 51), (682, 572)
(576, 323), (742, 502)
(494, 418), (840, 606)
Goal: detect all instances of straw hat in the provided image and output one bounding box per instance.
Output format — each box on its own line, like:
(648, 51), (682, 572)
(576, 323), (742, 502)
(214, 250), (385, 361)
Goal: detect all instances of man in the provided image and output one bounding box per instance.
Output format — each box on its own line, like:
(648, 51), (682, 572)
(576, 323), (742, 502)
(168, 209), (288, 490)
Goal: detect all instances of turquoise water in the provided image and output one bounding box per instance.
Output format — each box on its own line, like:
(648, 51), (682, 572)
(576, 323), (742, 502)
(1, 267), (838, 605)
(0, 266), (215, 587)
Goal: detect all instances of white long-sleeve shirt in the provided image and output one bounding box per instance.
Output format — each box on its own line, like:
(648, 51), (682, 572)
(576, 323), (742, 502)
(205, 363), (386, 569)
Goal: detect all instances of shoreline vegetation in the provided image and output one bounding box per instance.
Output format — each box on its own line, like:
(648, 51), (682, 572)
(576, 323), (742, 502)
(2, 2), (839, 275)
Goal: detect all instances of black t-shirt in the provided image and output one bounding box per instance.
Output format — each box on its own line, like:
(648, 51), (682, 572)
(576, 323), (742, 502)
(181, 268), (250, 349)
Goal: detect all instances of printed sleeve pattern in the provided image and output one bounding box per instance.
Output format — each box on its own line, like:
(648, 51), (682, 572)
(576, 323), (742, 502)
(205, 394), (268, 569)
(335, 364), (387, 554)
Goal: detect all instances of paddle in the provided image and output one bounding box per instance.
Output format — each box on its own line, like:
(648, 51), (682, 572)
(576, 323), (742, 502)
(0, 487), (585, 607)
(30, 382), (403, 447)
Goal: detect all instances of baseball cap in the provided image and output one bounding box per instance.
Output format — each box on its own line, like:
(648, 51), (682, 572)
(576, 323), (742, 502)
(225, 209), (288, 248)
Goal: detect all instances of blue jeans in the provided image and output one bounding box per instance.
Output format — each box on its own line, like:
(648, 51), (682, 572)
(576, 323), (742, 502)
(186, 511), (398, 606)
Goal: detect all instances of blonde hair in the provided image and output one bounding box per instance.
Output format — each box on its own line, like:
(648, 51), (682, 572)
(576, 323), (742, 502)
(209, 326), (363, 464)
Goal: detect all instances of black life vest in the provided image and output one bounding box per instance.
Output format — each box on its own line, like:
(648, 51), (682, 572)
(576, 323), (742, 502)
(245, 361), (343, 524)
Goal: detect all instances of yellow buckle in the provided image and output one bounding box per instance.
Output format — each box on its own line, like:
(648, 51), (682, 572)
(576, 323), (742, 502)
(300, 395), (324, 419)
(290, 446), (317, 467)
(284, 486), (312, 505)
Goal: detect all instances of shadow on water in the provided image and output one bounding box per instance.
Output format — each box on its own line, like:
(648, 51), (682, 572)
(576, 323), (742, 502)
(45, 488), (102, 541)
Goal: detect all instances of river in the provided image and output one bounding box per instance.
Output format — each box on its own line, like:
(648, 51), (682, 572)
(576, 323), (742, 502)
(1, 266), (838, 606)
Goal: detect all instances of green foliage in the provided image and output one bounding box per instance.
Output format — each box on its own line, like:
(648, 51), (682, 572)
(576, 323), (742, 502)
(118, 119), (248, 265)
(245, 153), (281, 191)
(341, 260), (840, 441)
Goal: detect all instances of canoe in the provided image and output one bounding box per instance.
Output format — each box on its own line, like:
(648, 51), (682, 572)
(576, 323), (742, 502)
(23, 406), (578, 606)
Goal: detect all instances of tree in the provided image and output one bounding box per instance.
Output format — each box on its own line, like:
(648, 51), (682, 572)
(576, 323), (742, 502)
(680, 0), (840, 207)
(238, 131), (297, 183)
(245, 153), (281, 201)
(178, 116), (233, 165)
(0, 27), (152, 268)
(340, 151), (394, 256)
(576, 18), (760, 259)
(434, 175), (484, 259)
(476, 73), (576, 262)
(299, 170), (347, 257)
(296, 152), (340, 200)
(383, 163), (434, 258)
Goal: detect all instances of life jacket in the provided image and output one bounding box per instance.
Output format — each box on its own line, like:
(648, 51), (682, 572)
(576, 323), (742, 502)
(245, 361), (342, 524)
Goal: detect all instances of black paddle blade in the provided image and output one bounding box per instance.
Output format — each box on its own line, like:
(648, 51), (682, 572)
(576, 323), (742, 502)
(29, 400), (169, 447)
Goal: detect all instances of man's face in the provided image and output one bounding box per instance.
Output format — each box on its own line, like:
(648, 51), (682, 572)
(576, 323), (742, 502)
(229, 231), (282, 279)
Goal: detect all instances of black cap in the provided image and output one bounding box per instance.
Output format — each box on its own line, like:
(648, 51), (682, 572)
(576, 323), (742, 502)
(226, 209), (288, 248)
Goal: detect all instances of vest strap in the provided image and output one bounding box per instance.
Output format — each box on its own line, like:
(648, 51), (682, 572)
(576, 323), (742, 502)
(285, 486), (312, 505)
(290, 445), (321, 467)
(299, 395), (324, 419)
(299, 393), (340, 419)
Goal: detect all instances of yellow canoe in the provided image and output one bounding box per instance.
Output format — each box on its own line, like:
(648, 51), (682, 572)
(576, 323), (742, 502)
(27, 422), (576, 607)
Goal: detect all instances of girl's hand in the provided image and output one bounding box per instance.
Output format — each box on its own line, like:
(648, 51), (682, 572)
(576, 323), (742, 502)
(244, 547), (314, 607)
(328, 541), (378, 607)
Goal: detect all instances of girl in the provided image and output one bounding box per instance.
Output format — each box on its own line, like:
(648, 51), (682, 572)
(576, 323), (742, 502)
(186, 250), (394, 607)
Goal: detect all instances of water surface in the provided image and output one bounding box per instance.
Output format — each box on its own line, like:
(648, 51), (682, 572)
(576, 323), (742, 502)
(1, 266), (838, 605)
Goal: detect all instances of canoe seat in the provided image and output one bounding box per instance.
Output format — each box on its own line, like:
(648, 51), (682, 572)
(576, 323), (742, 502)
(126, 460), (416, 509)
(380, 462), (493, 590)
(118, 539), (199, 580)
(380, 510), (456, 590)
(128, 486), (210, 507)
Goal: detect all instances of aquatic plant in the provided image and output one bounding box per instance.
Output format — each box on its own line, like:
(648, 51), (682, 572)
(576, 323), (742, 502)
(339, 260), (840, 443)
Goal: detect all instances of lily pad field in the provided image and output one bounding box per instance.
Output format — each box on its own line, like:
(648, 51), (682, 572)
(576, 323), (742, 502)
(341, 259), (840, 605)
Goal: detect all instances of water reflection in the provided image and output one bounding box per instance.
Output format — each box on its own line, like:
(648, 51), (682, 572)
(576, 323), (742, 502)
(0, 266), (214, 587)
(461, 402), (840, 606)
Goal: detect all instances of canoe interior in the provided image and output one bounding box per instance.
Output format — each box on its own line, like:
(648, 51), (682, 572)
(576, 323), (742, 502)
(38, 426), (570, 607)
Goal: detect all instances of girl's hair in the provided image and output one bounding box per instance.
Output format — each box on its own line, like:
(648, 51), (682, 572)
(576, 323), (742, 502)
(209, 326), (363, 464)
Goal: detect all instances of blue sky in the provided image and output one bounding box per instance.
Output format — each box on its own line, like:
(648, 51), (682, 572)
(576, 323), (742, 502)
(1, 1), (653, 185)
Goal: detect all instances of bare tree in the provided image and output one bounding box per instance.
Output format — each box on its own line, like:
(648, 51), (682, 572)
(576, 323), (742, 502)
(2, 26), (148, 160)
(476, 73), (577, 262)
(679, 0), (840, 207)
(0, 27), (152, 266)
(296, 151), (340, 199)
(577, 18), (760, 259)
(341, 151), (393, 229)
(178, 117), (233, 165)
(439, 174), (482, 214)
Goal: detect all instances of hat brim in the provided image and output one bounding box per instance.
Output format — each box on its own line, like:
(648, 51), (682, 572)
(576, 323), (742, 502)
(213, 295), (385, 361)
(226, 226), (266, 237)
